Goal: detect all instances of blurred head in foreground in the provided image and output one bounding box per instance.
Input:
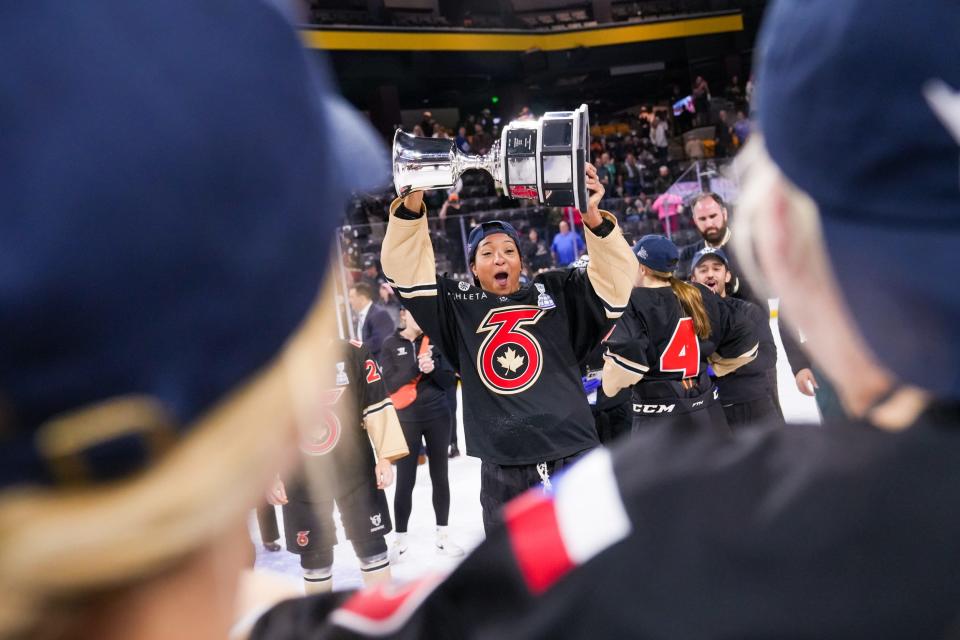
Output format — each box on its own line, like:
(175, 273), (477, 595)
(735, 0), (959, 420)
(0, 1), (386, 637)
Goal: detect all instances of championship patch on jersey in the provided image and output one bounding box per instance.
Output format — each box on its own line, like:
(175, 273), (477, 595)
(475, 305), (545, 394)
(335, 361), (349, 386)
(535, 283), (556, 310)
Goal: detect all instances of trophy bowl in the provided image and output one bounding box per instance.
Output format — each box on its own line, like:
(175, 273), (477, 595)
(393, 104), (590, 211)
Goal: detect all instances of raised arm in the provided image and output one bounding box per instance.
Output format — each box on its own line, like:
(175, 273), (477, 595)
(381, 191), (437, 299)
(581, 163), (639, 321)
(381, 191), (461, 370)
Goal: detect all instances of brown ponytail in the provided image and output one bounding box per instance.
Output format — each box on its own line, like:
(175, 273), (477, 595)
(668, 276), (712, 339)
(647, 267), (712, 339)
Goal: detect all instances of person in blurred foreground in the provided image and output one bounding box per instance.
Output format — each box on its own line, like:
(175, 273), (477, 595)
(268, 339), (408, 594)
(0, 0), (386, 638)
(252, 1), (960, 637)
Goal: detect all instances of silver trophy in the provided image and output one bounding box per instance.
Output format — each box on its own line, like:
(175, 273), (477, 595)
(393, 104), (590, 211)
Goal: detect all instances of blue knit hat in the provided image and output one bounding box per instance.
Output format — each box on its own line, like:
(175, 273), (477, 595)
(756, 0), (960, 398)
(467, 221), (522, 264)
(0, 0), (387, 487)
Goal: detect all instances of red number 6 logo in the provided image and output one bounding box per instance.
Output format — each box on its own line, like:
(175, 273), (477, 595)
(476, 306), (544, 395)
(299, 388), (345, 456)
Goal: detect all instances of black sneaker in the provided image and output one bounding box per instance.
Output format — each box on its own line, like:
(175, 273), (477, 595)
(263, 541), (282, 552)
(448, 444), (460, 459)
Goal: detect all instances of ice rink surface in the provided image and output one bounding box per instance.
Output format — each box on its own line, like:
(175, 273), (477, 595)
(251, 316), (821, 593)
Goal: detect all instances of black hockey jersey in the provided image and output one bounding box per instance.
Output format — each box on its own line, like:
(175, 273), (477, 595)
(251, 404), (960, 640)
(379, 331), (456, 423)
(601, 283), (758, 401)
(714, 296), (777, 405)
(381, 199), (638, 466)
(287, 340), (407, 501)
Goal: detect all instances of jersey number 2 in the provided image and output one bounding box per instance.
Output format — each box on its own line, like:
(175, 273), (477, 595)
(364, 359), (382, 383)
(660, 317), (700, 378)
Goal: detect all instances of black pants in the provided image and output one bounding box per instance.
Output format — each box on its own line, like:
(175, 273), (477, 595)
(593, 401), (632, 446)
(256, 503), (279, 543)
(480, 449), (593, 535)
(445, 384), (459, 448)
(630, 386), (730, 436)
(394, 412), (452, 532)
(764, 368), (785, 420)
(723, 395), (784, 430)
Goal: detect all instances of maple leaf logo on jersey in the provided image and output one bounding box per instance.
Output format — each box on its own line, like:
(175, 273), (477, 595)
(497, 347), (525, 374)
(476, 305), (544, 394)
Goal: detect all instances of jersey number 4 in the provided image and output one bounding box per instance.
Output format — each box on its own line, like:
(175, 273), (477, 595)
(660, 317), (700, 379)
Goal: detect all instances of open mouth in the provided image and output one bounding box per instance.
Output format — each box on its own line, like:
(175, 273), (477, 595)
(494, 271), (509, 287)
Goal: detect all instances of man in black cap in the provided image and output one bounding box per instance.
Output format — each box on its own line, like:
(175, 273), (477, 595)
(253, 1), (960, 637)
(690, 247), (782, 428)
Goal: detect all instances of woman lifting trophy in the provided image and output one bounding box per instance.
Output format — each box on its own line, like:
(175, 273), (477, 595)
(382, 105), (639, 532)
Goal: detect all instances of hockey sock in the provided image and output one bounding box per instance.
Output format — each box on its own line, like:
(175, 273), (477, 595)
(303, 566), (333, 595)
(359, 551), (391, 587)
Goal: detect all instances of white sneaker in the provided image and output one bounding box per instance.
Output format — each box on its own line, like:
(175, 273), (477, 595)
(390, 533), (409, 563)
(435, 527), (464, 557)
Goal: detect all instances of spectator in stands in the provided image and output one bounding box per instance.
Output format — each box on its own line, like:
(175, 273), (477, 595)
(745, 73), (755, 112)
(622, 153), (643, 197)
(419, 111), (435, 137)
(685, 136), (706, 160)
(521, 227), (553, 273)
(692, 75), (711, 125)
(455, 126), (471, 153)
(652, 191), (684, 235)
(653, 164), (672, 194)
(432, 125), (450, 139)
(479, 108), (494, 131)
(472, 123), (492, 154)
(637, 142), (657, 183)
(413, 124), (425, 137)
(651, 111), (670, 161)
(637, 106), (651, 140)
(599, 152), (619, 194)
(715, 109), (734, 157)
(550, 219), (584, 267)
(348, 282), (395, 360)
(359, 257), (380, 290)
(733, 109), (751, 147)
(726, 74), (743, 102)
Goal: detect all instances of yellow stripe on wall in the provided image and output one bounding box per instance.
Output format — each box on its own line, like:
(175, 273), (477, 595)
(300, 13), (743, 52)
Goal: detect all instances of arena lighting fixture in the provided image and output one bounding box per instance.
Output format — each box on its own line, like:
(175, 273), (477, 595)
(393, 104), (590, 210)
